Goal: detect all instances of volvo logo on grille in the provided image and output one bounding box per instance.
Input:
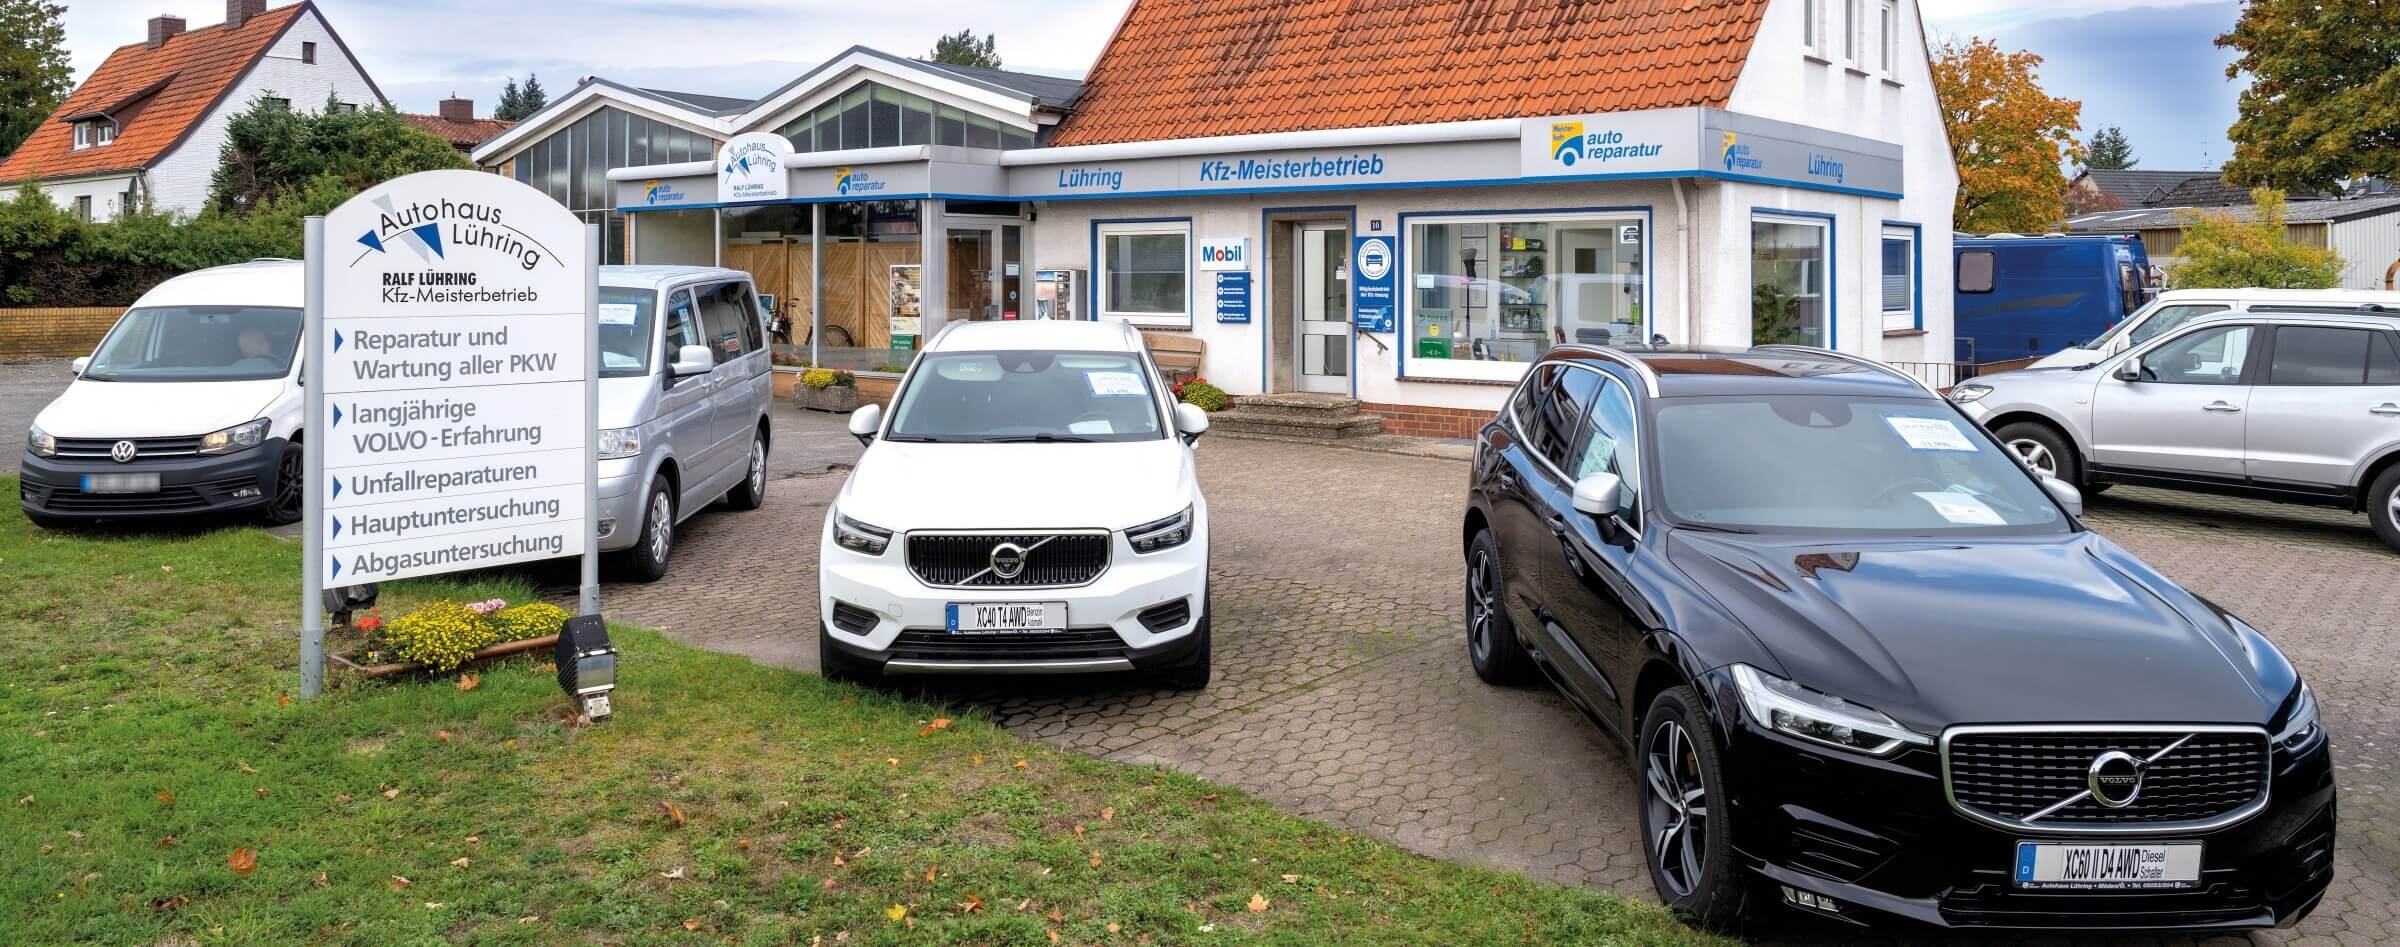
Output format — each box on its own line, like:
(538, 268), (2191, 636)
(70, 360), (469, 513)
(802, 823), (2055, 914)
(110, 440), (137, 463)
(2087, 750), (2146, 808)
(989, 542), (1028, 579)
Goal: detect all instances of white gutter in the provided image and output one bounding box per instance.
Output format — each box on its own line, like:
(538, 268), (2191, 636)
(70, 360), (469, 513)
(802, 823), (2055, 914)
(999, 118), (1522, 166)
(606, 145), (941, 182)
(1673, 179), (1693, 346)
(606, 161), (714, 182)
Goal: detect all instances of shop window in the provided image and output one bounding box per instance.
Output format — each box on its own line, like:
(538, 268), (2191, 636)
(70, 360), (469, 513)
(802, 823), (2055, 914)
(1099, 222), (1190, 325)
(1880, 226), (1917, 331)
(935, 105), (966, 147)
(869, 86), (902, 148)
(1407, 212), (1650, 374)
(965, 114), (1001, 150)
(840, 88), (871, 152)
(1752, 214), (1830, 347)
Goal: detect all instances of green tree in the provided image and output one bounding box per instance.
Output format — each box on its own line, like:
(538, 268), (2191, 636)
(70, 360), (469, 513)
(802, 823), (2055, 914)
(207, 93), (468, 215)
(493, 74), (547, 121)
(2084, 126), (2137, 171)
(2167, 188), (2346, 289)
(2219, 0), (2400, 191)
(0, 0), (74, 157)
(928, 30), (1002, 69)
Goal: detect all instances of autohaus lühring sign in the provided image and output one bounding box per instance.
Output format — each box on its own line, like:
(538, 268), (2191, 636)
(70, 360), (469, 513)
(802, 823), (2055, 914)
(299, 169), (599, 697)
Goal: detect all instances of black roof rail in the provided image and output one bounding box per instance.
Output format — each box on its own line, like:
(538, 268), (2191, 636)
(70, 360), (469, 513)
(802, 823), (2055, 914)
(1550, 343), (1662, 398)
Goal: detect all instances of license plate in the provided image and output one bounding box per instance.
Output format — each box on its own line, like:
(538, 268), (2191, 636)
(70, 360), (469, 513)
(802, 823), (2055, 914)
(945, 602), (1068, 634)
(2014, 841), (2202, 890)
(80, 473), (160, 494)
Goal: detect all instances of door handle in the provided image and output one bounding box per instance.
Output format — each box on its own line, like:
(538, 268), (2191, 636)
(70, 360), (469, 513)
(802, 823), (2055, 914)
(1543, 512), (1570, 538)
(2202, 401), (2243, 413)
(2374, 403), (2400, 417)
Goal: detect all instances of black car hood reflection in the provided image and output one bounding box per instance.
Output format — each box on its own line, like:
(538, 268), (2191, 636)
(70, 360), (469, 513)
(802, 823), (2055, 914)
(1668, 530), (2280, 731)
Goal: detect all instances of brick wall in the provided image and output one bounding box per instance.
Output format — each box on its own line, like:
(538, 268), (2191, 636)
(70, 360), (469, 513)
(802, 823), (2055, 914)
(0, 307), (121, 358)
(1364, 402), (1492, 440)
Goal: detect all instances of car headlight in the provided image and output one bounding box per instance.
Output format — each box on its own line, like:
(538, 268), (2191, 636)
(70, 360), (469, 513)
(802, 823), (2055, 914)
(27, 423), (56, 458)
(1127, 505), (1194, 554)
(2274, 681), (2323, 752)
(831, 509), (892, 556)
(1948, 383), (1995, 404)
(197, 418), (271, 455)
(1729, 664), (1930, 756)
(596, 427), (642, 460)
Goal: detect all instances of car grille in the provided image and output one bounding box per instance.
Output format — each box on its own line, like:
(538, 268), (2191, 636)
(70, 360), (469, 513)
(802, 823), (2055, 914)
(51, 435), (207, 461)
(1944, 727), (2270, 831)
(905, 533), (1110, 588)
(888, 629), (1127, 662)
(23, 476), (257, 514)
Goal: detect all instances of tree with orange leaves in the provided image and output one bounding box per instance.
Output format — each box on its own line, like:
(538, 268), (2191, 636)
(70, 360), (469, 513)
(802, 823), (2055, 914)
(1934, 37), (2087, 234)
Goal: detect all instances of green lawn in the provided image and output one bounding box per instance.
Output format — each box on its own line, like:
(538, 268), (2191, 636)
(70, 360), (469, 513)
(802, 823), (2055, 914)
(0, 476), (1719, 946)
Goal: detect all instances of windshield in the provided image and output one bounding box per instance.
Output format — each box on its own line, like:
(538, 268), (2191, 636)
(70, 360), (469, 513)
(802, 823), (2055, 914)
(83, 306), (301, 382)
(597, 287), (657, 378)
(1655, 396), (2070, 536)
(887, 350), (1164, 443)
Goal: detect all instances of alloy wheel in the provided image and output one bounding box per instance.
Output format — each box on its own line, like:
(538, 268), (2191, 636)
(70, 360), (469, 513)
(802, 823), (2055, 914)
(2007, 438), (2058, 478)
(748, 439), (766, 495)
(1467, 548), (1497, 663)
(1644, 719), (1711, 898)
(273, 450), (304, 518)
(648, 492), (673, 566)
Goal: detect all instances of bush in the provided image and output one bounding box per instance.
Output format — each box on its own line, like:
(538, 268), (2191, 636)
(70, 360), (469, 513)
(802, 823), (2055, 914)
(492, 602), (570, 641)
(801, 368), (838, 390)
(379, 600), (497, 673)
(1179, 379), (1230, 412)
(2166, 188), (2346, 289)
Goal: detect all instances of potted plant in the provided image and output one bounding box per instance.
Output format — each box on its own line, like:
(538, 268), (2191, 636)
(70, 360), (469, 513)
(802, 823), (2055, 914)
(334, 599), (571, 679)
(794, 367), (860, 412)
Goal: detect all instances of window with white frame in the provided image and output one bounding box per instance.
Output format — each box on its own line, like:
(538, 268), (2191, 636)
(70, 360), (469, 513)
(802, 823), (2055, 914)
(1881, 226), (1918, 331)
(1845, 0), (1864, 64)
(1407, 210), (1652, 380)
(1880, 1), (1899, 75)
(1803, 0), (1824, 55)
(72, 121), (112, 149)
(1752, 214), (1831, 347)
(1098, 222), (1190, 325)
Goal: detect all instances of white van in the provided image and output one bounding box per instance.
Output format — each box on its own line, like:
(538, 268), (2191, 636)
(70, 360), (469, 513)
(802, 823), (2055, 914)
(2029, 287), (2400, 368)
(22, 260), (307, 526)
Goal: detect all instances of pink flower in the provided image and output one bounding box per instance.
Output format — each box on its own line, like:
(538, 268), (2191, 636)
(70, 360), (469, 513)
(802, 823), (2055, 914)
(465, 598), (507, 615)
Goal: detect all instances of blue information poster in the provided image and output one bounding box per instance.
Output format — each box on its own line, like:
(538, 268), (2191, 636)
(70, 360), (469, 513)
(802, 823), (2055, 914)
(1351, 235), (1397, 334)
(1214, 271), (1252, 324)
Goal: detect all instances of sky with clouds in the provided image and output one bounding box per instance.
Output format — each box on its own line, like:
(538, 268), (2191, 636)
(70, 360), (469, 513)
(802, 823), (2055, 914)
(56, 0), (2247, 171)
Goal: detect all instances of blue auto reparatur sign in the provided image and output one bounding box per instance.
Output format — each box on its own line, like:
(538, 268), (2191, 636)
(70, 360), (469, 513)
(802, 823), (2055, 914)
(1214, 271), (1252, 324)
(1351, 235), (1396, 333)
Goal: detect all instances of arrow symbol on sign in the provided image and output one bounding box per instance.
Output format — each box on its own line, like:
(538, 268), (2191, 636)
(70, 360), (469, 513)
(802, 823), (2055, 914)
(330, 557), (342, 579)
(332, 404), (343, 426)
(331, 519), (342, 539)
(330, 477), (342, 500)
(333, 330), (344, 353)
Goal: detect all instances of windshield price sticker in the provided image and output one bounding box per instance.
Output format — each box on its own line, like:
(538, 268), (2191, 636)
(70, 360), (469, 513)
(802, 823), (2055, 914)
(597, 303), (640, 326)
(1885, 416), (1980, 452)
(1086, 371), (1147, 397)
(1914, 491), (2006, 525)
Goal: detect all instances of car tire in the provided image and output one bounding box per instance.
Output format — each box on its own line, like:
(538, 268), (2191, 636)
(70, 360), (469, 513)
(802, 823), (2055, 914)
(1158, 599), (1212, 691)
(1466, 529), (1534, 686)
(1995, 421), (2083, 486)
(724, 429), (768, 511)
(258, 441), (305, 526)
(614, 482), (675, 583)
(2368, 465), (2400, 554)
(818, 624), (882, 686)
(1640, 685), (1751, 932)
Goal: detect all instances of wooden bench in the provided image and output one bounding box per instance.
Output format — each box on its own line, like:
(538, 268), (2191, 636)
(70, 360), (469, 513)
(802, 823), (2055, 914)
(1142, 330), (1206, 383)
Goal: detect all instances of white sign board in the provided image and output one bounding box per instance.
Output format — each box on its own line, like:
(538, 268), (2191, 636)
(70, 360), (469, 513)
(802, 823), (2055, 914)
(1196, 237), (1250, 272)
(312, 170), (595, 588)
(719, 131), (793, 204)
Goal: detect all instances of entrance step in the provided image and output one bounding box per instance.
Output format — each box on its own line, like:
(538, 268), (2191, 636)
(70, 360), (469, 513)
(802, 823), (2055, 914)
(1209, 392), (1383, 440)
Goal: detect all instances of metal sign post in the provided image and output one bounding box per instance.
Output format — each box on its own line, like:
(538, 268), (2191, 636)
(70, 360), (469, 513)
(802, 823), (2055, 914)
(580, 223), (600, 618)
(301, 217), (327, 698)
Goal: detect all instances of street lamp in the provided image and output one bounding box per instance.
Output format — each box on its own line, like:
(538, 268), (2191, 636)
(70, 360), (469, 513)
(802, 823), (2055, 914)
(555, 615), (617, 719)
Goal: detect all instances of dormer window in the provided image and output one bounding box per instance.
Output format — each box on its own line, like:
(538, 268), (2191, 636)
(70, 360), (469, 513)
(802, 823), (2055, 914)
(72, 120), (116, 150)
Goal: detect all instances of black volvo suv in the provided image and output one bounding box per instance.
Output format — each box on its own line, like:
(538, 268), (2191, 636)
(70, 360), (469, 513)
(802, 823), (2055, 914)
(1462, 345), (2334, 932)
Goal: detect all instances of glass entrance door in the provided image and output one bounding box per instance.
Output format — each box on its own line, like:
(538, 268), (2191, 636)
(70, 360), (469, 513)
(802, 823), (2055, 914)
(945, 227), (997, 323)
(1298, 223), (1350, 394)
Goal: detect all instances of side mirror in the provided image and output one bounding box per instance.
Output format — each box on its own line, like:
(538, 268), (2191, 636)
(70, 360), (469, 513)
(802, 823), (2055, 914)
(847, 403), (883, 446)
(670, 344), (715, 377)
(2042, 476), (2084, 518)
(1571, 472), (1624, 518)
(2113, 356), (2144, 383)
(69, 356), (88, 375)
(1173, 402), (1209, 444)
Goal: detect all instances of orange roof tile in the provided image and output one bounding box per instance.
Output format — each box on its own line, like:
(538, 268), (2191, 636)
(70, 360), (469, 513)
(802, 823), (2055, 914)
(401, 113), (515, 150)
(1053, 0), (1771, 147)
(0, 4), (308, 181)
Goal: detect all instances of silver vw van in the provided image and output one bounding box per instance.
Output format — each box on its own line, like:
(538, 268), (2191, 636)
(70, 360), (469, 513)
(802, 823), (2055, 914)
(596, 266), (775, 581)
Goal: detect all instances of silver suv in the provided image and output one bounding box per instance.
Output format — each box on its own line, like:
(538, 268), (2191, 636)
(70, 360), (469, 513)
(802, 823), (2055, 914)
(1953, 305), (2400, 551)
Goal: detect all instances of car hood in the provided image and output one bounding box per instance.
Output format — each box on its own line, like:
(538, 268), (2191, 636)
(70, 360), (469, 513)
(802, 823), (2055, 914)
(1669, 530), (2286, 731)
(596, 376), (656, 430)
(837, 438), (1195, 532)
(2027, 346), (2103, 369)
(35, 377), (285, 439)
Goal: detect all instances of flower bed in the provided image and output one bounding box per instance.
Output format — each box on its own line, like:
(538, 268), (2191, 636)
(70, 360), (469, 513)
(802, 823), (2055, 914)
(336, 599), (571, 678)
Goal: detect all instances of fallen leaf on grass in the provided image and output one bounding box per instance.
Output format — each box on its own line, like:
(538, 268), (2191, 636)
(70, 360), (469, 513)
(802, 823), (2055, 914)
(436, 731), (451, 743)
(832, 853), (845, 867)
(1281, 874), (1300, 884)
(157, 791), (175, 807)
(151, 895), (189, 912)
(1046, 930), (1060, 944)
(383, 789), (401, 799)
(682, 918), (702, 931)
(1108, 922), (1122, 933)
(15, 795), (28, 806)
(660, 867), (686, 880)
(276, 693), (292, 707)
(1088, 852), (1101, 868)
(884, 904), (907, 922)
(1248, 892), (1270, 913)
(957, 894), (983, 913)
(156, 835), (178, 849)
(917, 717), (951, 736)
(254, 787), (269, 798)
(1101, 807), (1115, 821)
(335, 794), (352, 804)
(822, 878), (837, 891)
(65, 830), (82, 840)
(1013, 759), (1028, 770)
(923, 865), (938, 882)
(517, 916), (539, 924)
(465, 835), (480, 843)
(311, 872), (327, 887)
(238, 761), (257, 775)
(971, 752), (984, 765)
(424, 902), (442, 910)
(388, 875), (411, 891)
(450, 857), (471, 869)
(885, 757), (899, 767)
(227, 849), (258, 875)
(658, 801), (686, 826)
(735, 839), (752, 851)
(504, 739), (518, 750)
(1047, 910), (1065, 923)
(1073, 824), (1085, 840)
(456, 674), (479, 691)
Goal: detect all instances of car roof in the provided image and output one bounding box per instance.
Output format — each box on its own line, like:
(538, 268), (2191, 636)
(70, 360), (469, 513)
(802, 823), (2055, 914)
(130, 259), (303, 309)
(925, 319), (1146, 353)
(597, 265), (752, 290)
(1545, 345), (1938, 400)
(2156, 287), (2400, 306)
(2178, 309), (2400, 331)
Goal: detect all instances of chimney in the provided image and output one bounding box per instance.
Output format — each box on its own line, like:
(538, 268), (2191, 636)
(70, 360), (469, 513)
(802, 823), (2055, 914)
(226, 0), (266, 29)
(438, 97), (475, 123)
(147, 15), (187, 48)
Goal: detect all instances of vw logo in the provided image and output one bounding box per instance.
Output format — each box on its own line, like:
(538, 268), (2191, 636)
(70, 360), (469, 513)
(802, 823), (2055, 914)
(110, 440), (137, 463)
(2087, 750), (2146, 809)
(989, 542), (1028, 580)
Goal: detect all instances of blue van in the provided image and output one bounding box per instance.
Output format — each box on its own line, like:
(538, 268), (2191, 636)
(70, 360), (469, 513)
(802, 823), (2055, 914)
(1953, 234), (2155, 364)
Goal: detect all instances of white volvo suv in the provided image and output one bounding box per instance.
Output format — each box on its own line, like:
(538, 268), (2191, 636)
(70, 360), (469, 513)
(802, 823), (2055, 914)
(817, 320), (1213, 688)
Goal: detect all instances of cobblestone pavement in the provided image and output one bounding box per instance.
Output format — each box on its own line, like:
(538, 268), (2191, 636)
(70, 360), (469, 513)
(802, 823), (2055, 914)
(585, 407), (2395, 945)
(0, 359), (75, 475)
